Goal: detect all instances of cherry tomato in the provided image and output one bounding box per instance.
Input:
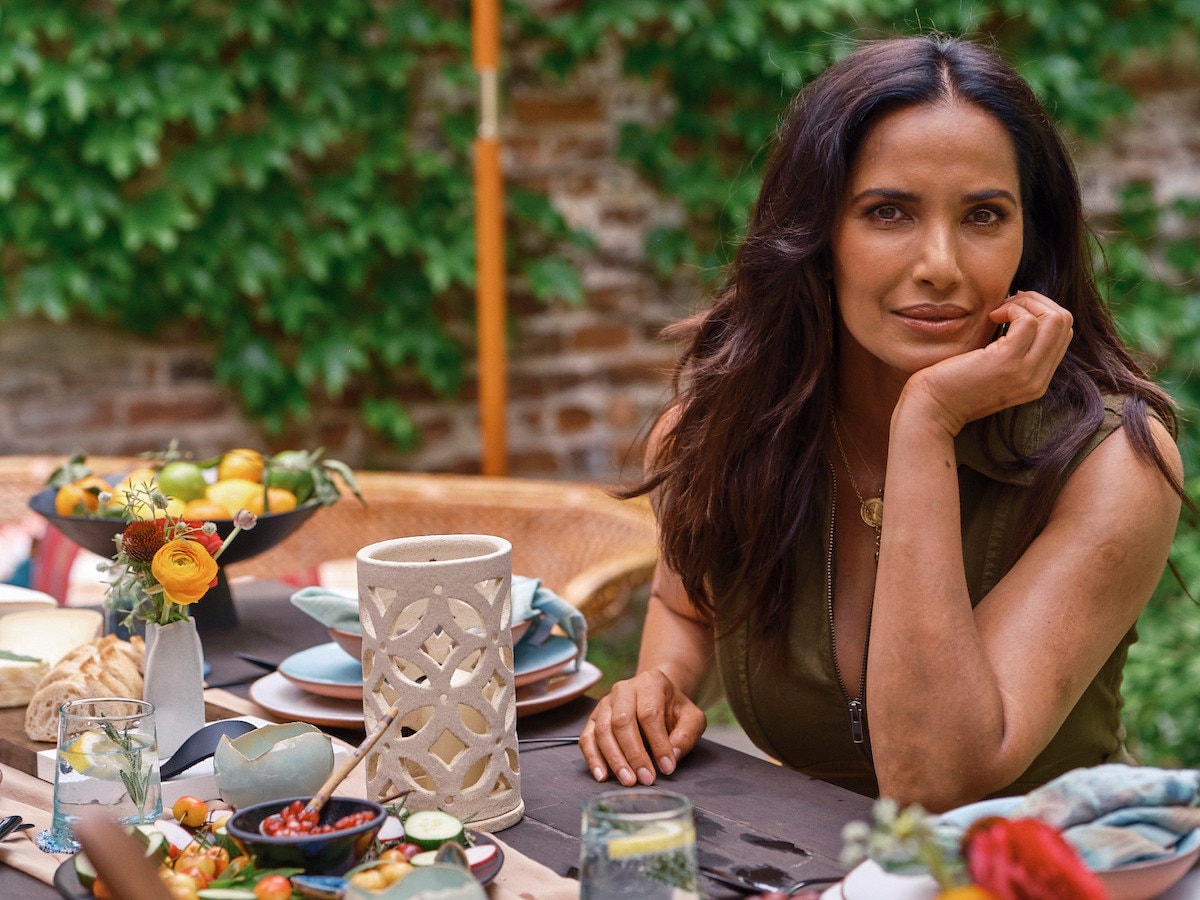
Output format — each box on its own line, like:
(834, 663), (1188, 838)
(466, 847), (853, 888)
(172, 795), (209, 827)
(254, 874), (293, 900)
(393, 841), (424, 861)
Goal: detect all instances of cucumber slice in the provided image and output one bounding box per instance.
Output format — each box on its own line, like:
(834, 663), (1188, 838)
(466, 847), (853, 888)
(410, 850), (439, 867)
(74, 851), (97, 890)
(197, 890), (257, 899)
(141, 830), (169, 862)
(403, 810), (466, 850)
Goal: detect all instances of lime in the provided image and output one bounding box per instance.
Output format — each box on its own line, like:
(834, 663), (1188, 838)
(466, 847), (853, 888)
(605, 821), (694, 859)
(157, 461), (208, 503)
(266, 450), (315, 503)
(60, 729), (121, 777)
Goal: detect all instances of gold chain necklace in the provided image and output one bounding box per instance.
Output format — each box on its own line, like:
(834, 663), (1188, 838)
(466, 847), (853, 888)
(832, 417), (883, 561)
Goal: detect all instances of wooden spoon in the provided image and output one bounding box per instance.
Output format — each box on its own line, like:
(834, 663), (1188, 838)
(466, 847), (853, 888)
(307, 700), (403, 815)
(260, 700), (402, 832)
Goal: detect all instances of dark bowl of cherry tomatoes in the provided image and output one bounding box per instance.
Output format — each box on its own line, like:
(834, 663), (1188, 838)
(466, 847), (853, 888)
(226, 796), (387, 876)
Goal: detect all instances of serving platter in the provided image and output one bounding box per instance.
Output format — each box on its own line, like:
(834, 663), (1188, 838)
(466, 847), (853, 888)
(52, 831), (504, 898)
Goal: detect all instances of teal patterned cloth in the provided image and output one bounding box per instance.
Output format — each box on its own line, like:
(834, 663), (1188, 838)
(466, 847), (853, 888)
(1013, 764), (1200, 869)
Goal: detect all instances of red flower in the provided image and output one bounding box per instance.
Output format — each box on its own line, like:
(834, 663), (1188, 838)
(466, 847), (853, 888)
(184, 525), (224, 558)
(963, 816), (1106, 900)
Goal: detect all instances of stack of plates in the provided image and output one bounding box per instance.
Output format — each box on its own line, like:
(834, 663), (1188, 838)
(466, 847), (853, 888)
(249, 621), (600, 727)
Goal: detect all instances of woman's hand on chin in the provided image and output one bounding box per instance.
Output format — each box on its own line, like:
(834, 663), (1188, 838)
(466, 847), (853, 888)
(902, 290), (1074, 434)
(580, 669), (707, 786)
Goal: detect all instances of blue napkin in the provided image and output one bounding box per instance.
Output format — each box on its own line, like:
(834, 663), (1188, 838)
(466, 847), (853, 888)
(290, 577), (588, 669)
(290, 586), (361, 632)
(512, 575), (587, 671)
(1013, 764), (1200, 869)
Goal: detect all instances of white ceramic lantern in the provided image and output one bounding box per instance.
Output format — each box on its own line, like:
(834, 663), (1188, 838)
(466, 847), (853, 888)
(356, 534), (523, 832)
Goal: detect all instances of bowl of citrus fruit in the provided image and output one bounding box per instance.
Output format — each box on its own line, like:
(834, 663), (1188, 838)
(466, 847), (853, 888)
(28, 447), (363, 564)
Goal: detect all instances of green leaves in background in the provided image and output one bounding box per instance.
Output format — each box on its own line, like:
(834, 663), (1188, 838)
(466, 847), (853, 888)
(0, 0), (587, 448)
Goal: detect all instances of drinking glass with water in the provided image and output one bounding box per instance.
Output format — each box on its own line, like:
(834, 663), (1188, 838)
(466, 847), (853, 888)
(579, 789), (699, 899)
(44, 697), (162, 853)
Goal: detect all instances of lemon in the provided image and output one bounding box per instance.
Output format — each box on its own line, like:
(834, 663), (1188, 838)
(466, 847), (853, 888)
(207, 478), (262, 516)
(60, 729), (122, 777)
(605, 821), (695, 859)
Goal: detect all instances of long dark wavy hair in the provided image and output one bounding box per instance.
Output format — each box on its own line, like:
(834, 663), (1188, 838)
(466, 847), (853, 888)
(634, 34), (1184, 656)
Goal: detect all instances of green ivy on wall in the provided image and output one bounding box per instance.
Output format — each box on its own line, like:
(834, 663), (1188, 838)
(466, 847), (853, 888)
(0, 0), (587, 446)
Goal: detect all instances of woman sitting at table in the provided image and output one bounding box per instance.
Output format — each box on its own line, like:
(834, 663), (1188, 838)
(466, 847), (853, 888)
(578, 33), (1186, 812)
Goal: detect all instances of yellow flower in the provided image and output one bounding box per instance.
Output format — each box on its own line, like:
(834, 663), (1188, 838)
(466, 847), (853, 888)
(151, 539), (219, 606)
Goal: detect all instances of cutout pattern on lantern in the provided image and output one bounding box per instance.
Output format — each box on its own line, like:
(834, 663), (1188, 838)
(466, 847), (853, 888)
(357, 535), (524, 832)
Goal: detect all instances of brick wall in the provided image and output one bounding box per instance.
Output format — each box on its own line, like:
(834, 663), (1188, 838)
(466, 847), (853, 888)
(2, 57), (1196, 483)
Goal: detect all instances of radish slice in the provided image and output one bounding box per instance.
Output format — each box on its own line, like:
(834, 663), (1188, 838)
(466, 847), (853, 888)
(466, 843), (498, 871)
(153, 818), (194, 852)
(377, 816), (405, 842)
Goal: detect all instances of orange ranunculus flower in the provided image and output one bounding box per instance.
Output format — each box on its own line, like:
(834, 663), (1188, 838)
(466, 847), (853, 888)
(151, 538), (219, 606)
(963, 817), (1106, 900)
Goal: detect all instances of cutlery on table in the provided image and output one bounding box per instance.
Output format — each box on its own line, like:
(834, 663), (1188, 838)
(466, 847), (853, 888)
(517, 736), (579, 750)
(700, 864), (842, 895)
(233, 653), (280, 672)
(0, 816), (34, 841)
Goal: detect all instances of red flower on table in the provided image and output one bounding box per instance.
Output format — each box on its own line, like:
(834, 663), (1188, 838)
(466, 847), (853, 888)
(963, 816), (1106, 900)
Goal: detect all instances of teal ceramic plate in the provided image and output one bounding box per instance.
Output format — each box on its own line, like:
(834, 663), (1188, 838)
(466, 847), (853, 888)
(513, 634), (577, 688)
(279, 642), (364, 700)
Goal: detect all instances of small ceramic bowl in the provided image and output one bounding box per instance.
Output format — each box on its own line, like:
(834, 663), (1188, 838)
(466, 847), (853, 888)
(226, 796), (386, 876)
(213, 722), (335, 809)
(329, 625), (363, 660)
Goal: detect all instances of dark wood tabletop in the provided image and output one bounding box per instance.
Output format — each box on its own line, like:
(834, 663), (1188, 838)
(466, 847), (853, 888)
(0, 580), (874, 898)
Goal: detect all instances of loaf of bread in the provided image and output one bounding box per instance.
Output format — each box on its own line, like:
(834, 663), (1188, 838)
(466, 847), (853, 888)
(24, 634), (146, 742)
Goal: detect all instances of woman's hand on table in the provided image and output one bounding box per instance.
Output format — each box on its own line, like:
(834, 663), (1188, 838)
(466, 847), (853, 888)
(580, 669), (707, 786)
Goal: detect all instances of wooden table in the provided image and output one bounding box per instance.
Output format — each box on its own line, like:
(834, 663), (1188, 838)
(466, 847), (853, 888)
(0, 581), (874, 898)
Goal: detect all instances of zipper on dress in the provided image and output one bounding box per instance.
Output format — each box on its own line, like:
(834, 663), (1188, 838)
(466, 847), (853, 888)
(827, 463), (872, 746)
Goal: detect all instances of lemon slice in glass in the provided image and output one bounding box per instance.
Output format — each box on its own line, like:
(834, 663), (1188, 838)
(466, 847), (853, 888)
(606, 820), (695, 859)
(60, 729), (122, 777)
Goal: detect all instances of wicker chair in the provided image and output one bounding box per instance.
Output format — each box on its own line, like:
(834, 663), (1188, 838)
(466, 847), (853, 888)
(228, 470), (658, 634)
(0, 456), (658, 634)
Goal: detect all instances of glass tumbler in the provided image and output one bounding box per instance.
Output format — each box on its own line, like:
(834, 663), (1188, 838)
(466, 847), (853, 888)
(47, 697), (163, 853)
(580, 788), (700, 900)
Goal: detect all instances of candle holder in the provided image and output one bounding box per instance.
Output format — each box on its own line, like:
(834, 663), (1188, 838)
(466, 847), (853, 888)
(356, 534), (523, 832)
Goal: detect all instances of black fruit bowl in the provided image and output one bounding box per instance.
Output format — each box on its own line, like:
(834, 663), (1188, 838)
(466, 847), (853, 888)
(226, 796), (387, 876)
(28, 480), (321, 565)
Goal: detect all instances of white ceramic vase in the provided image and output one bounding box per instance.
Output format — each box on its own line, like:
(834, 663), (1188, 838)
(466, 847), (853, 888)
(357, 534), (523, 832)
(144, 618), (206, 759)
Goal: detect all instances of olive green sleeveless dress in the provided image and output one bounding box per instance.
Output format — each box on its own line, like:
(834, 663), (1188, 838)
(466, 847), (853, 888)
(713, 396), (1141, 798)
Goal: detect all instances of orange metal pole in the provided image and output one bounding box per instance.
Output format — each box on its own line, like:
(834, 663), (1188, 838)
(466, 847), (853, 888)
(474, 136), (507, 476)
(471, 0), (507, 475)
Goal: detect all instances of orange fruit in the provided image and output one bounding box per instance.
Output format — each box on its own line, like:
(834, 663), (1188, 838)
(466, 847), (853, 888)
(183, 498), (233, 520)
(55, 483), (94, 516)
(54, 476), (113, 515)
(217, 448), (265, 483)
(243, 487), (298, 516)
